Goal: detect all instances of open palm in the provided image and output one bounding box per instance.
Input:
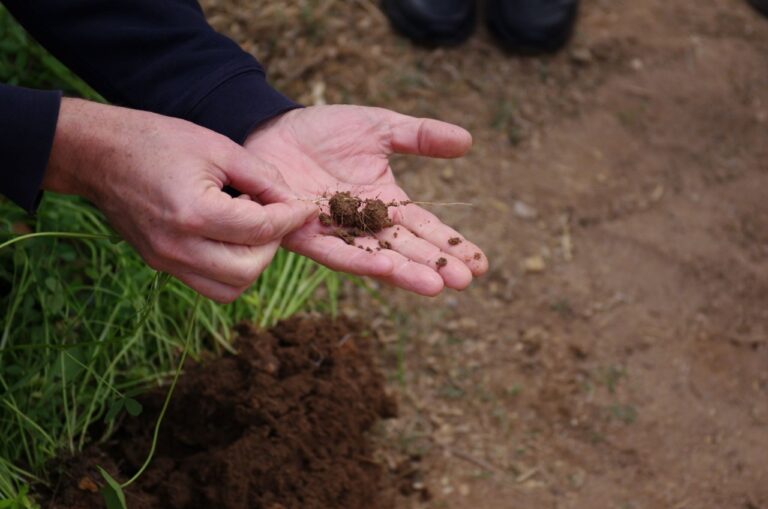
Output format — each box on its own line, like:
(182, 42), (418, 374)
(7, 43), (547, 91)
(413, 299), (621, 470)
(244, 105), (488, 296)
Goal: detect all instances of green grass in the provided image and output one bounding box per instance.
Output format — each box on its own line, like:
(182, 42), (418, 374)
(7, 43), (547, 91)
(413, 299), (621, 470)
(0, 175), (337, 507)
(0, 7), (104, 101)
(0, 7), (339, 505)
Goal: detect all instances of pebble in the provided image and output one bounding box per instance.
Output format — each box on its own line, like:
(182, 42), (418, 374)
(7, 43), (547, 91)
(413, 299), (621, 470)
(513, 200), (538, 220)
(524, 255), (546, 273)
(570, 47), (593, 65)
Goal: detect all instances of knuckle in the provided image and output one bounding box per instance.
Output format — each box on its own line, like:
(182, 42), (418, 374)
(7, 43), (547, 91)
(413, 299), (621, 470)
(250, 220), (275, 243)
(173, 205), (205, 232)
(149, 236), (184, 264)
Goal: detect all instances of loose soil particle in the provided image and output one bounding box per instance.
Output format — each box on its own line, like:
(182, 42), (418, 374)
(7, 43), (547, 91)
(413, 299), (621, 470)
(318, 212), (333, 226)
(47, 316), (399, 509)
(448, 237), (462, 246)
(334, 227), (356, 246)
(436, 257), (447, 268)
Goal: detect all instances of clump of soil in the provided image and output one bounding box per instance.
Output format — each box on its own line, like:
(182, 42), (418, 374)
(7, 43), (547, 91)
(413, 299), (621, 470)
(435, 257), (447, 269)
(360, 199), (393, 232)
(323, 192), (397, 244)
(47, 316), (399, 509)
(329, 191), (363, 228)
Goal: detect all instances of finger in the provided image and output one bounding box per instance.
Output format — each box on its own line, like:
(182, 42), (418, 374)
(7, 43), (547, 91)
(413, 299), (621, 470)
(224, 148), (296, 203)
(169, 238), (281, 288)
(391, 204), (489, 276)
(375, 226), (473, 290)
(350, 236), (445, 296)
(378, 109), (473, 158)
(282, 227), (394, 277)
(175, 271), (248, 303)
(196, 191), (317, 246)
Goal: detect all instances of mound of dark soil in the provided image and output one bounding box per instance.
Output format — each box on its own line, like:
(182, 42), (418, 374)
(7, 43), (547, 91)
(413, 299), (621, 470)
(47, 316), (398, 509)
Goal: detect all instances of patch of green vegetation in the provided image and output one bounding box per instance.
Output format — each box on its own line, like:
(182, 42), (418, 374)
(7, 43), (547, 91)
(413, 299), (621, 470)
(505, 383), (523, 398)
(549, 298), (574, 317)
(437, 383), (465, 400)
(491, 99), (525, 145)
(608, 404), (638, 424)
(299, 0), (327, 42)
(615, 105), (647, 131)
(445, 334), (464, 346)
(598, 365), (627, 395)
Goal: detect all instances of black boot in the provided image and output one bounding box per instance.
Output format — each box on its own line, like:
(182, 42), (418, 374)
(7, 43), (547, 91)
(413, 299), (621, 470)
(381, 0), (476, 46)
(486, 0), (579, 53)
(747, 0), (768, 18)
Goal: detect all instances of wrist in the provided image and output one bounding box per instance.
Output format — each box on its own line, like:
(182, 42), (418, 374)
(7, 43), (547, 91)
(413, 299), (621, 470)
(42, 98), (116, 200)
(243, 107), (301, 148)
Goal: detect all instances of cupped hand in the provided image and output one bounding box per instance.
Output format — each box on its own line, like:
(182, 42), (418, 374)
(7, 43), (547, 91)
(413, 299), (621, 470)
(43, 99), (316, 302)
(244, 105), (488, 296)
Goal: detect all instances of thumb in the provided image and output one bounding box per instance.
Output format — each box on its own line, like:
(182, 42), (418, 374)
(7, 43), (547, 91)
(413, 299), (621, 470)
(199, 193), (317, 246)
(377, 109), (473, 158)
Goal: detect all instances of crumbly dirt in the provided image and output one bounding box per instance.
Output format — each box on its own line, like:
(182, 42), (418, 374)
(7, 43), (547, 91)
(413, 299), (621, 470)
(202, 0), (768, 507)
(45, 316), (400, 509)
(329, 191), (363, 228)
(320, 191), (392, 239)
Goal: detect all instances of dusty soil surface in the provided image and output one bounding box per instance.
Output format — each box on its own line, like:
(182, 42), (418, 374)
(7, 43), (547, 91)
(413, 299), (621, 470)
(202, 0), (768, 508)
(47, 316), (400, 509)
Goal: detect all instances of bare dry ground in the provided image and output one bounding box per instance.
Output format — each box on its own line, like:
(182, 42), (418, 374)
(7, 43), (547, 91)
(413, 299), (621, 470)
(206, 1), (768, 507)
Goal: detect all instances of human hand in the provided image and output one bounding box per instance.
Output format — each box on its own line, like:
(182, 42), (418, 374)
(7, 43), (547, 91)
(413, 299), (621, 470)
(244, 105), (488, 296)
(43, 99), (316, 302)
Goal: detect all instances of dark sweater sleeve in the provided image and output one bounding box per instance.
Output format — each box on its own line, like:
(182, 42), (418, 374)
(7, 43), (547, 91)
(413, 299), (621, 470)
(3, 0), (299, 144)
(0, 84), (61, 212)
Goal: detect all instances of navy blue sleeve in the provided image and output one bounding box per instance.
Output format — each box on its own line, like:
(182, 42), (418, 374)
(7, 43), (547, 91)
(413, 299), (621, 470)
(1, 0), (298, 211)
(0, 83), (61, 212)
(3, 0), (299, 143)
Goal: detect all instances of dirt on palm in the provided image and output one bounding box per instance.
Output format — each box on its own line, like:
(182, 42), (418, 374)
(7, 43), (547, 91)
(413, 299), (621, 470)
(47, 316), (399, 509)
(327, 191), (395, 233)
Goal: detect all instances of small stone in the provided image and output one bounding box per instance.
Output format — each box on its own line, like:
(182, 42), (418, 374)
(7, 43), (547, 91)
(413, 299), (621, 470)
(570, 47), (593, 65)
(77, 476), (99, 493)
(458, 484), (471, 496)
(513, 200), (538, 220)
(524, 255), (546, 273)
(650, 184), (664, 202)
